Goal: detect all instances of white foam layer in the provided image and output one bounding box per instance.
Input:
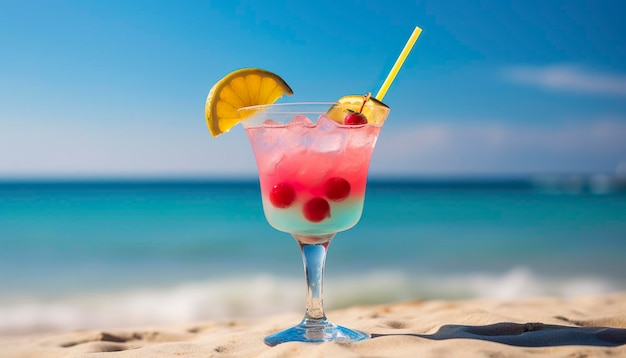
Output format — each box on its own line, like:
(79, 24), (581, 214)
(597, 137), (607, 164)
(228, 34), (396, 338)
(0, 267), (621, 334)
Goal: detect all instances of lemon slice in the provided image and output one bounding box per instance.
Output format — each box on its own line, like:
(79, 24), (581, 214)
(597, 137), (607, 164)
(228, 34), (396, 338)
(205, 68), (294, 137)
(327, 95), (390, 125)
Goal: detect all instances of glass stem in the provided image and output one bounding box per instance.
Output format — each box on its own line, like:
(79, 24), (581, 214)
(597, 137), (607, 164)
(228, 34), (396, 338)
(299, 241), (330, 323)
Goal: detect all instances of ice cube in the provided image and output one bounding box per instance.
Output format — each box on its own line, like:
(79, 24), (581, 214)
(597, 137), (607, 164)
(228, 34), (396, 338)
(345, 126), (379, 149)
(315, 115), (340, 132)
(260, 152), (284, 175)
(311, 131), (345, 154)
(263, 119), (282, 127)
(275, 148), (305, 179)
(297, 153), (333, 188)
(288, 115), (314, 127)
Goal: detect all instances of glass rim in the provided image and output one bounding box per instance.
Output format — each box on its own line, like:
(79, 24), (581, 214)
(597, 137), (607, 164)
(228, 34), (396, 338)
(237, 102), (339, 114)
(238, 101), (390, 127)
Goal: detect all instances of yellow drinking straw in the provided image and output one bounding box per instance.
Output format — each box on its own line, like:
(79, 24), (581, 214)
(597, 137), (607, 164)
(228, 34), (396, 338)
(375, 26), (422, 101)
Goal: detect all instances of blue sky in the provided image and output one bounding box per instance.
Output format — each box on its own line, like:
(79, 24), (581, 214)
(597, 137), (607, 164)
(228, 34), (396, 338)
(1, 0), (625, 178)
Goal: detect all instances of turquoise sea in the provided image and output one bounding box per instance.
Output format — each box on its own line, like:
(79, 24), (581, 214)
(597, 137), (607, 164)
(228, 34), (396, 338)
(1, 178), (625, 334)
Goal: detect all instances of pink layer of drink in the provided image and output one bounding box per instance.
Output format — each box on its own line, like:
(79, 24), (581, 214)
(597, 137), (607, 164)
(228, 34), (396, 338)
(245, 115), (381, 235)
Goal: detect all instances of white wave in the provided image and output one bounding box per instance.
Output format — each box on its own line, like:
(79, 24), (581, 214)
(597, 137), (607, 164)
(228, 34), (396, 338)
(412, 267), (619, 299)
(0, 268), (621, 335)
(0, 274), (302, 335)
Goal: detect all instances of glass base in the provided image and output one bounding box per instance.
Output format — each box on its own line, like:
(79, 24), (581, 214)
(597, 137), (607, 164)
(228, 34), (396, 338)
(264, 318), (370, 346)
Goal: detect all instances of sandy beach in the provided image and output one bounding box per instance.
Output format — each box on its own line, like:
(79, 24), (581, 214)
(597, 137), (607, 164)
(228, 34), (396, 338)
(2, 292), (625, 358)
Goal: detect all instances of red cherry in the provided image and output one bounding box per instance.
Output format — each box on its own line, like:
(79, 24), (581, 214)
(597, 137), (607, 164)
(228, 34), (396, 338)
(303, 197), (331, 222)
(344, 111), (368, 125)
(269, 183), (296, 208)
(324, 177), (351, 201)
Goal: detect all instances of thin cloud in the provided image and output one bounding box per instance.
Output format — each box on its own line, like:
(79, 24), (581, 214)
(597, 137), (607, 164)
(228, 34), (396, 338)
(372, 118), (626, 175)
(0, 118), (257, 178)
(2, 116), (625, 177)
(502, 65), (626, 97)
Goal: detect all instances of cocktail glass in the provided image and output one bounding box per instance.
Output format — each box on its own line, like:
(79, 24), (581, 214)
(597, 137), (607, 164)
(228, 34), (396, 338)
(239, 102), (390, 346)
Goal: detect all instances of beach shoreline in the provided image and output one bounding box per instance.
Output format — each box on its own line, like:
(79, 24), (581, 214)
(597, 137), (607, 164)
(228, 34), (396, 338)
(2, 293), (625, 357)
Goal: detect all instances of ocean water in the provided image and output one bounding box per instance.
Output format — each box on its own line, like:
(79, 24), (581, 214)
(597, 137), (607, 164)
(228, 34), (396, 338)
(1, 178), (625, 334)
